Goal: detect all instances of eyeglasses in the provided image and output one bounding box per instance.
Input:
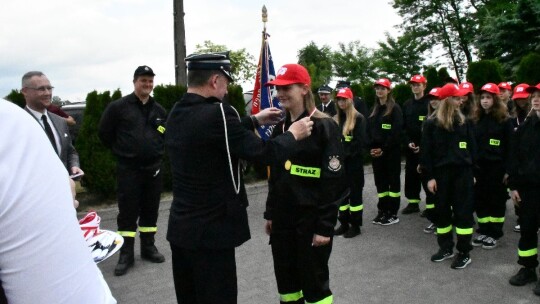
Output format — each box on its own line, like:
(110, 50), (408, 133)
(25, 86), (54, 92)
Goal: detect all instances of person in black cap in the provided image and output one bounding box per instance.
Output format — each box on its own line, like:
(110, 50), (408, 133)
(98, 65), (168, 276)
(316, 84), (337, 117)
(165, 52), (313, 304)
(335, 80), (369, 118)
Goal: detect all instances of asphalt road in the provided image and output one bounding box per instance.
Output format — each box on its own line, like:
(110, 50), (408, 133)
(91, 166), (539, 304)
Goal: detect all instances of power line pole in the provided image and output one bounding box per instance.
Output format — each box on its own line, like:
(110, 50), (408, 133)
(173, 0), (187, 86)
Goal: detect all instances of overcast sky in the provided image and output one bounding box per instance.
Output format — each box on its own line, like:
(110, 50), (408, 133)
(1, 0), (401, 102)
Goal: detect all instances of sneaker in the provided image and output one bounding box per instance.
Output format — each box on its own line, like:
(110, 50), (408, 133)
(401, 203), (420, 214)
(372, 211), (384, 225)
(509, 267), (537, 286)
(514, 224), (521, 233)
(431, 249), (454, 262)
(482, 237), (498, 249)
(451, 252), (471, 269)
(423, 223), (436, 234)
(334, 224), (349, 236)
(472, 234), (487, 247)
(343, 225), (361, 238)
(380, 214), (400, 226)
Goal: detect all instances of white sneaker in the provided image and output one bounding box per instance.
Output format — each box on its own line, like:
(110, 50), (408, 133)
(482, 237), (498, 249)
(472, 234), (487, 246)
(514, 224), (520, 232)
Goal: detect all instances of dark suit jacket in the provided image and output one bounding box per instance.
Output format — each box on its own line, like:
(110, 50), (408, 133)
(317, 100), (337, 117)
(25, 107), (80, 171)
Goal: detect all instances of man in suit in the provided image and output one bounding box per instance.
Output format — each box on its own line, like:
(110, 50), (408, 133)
(21, 71), (83, 177)
(316, 84), (337, 117)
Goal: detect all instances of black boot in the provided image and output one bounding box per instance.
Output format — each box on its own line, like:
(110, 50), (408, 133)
(334, 223), (349, 236)
(140, 233), (165, 263)
(343, 225), (361, 238)
(114, 237), (134, 276)
(509, 267), (537, 286)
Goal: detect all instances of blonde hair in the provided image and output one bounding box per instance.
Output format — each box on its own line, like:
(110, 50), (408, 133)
(435, 97), (465, 130)
(335, 98), (358, 136)
(285, 84), (328, 120)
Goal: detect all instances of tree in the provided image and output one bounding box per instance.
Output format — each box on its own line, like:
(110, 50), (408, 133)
(297, 41), (333, 90)
(516, 52), (540, 84)
(194, 40), (256, 83)
(332, 41), (377, 84)
(423, 66), (443, 92)
(466, 60), (503, 93)
(173, 0), (187, 86)
(4, 89), (25, 108)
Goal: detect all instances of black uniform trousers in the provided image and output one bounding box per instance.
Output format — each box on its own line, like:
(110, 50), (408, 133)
(474, 161), (507, 239)
(270, 231), (333, 304)
(338, 158), (365, 226)
(405, 150), (422, 204)
(517, 187), (540, 268)
(433, 166), (474, 254)
(170, 244), (237, 304)
(421, 177), (437, 223)
(372, 148), (401, 216)
(117, 164), (162, 237)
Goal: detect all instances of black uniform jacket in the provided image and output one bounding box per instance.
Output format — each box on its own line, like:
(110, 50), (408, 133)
(474, 114), (512, 170)
(403, 95), (430, 145)
(98, 92), (167, 168)
(339, 112), (367, 168)
(165, 93), (297, 250)
(508, 114), (540, 189)
(317, 101), (337, 117)
(366, 103), (403, 151)
(264, 111), (348, 237)
(420, 117), (477, 181)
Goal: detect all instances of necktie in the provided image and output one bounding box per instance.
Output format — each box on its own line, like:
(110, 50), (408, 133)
(42, 115), (58, 154)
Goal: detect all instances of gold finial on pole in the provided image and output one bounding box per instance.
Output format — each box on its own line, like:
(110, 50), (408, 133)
(262, 5), (268, 32)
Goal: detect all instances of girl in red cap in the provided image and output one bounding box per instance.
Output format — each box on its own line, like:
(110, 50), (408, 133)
(264, 63), (347, 304)
(333, 87), (367, 238)
(498, 82), (514, 114)
(508, 83), (540, 294)
(459, 82), (476, 118)
(368, 78), (403, 226)
(420, 83), (477, 269)
(470, 83), (513, 250)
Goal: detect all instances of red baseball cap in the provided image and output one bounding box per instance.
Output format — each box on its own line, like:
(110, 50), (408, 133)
(374, 78), (391, 89)
(427, 87), (441, 98)
(459, 82), (474, 94)
(437, 83), (469, 100)
(265, 64), (311, 86)
(480, 83), (500, 95)
(498, 82), (512, 91)
(525, 83), (540, 93)
(409, 75), (427, 84)
(512, 83), (530, 100)
(336, 87), (353, 99)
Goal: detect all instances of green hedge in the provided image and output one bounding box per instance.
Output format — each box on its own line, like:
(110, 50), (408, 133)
(516, 52), (540, 84)
(466, 60), (503, 92)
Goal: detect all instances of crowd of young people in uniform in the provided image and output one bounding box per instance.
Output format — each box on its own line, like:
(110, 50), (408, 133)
(312, 76), (540, 296)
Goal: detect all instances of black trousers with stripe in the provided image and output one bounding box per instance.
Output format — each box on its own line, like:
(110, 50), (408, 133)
(517, 187), (540, 268)
(474, 161), (507, 239)
(372, 148), (401, 216)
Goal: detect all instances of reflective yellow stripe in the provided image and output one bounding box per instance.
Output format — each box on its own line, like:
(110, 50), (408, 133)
(378, 192), (389, 198)
(157, 126), (166, 134)
(477, 217), (489, 224)
(350, 204), (364, 212)
(459, 142), (467, 149)
(139, 226), (158, 233)
(489, 139), (500, 146)
(456, 227), (473, 235)
(519, 248), (538, 257)
(418, 116), (426, 121)
(306, 295), (333, 304)
(426, 203), (435, 209)
(280, 291), (303, 302)
(382, 124), (392, 130)
(290, 165), (321, 178)
(339, 204), (350, 211)
(408, 199), (420, 204)
(118, 231), (136, 237)
(490, 217), (505, 223)
(344, 135), (353, 142)
(389, 192), (400, 198)
(437, 225), (452, 234)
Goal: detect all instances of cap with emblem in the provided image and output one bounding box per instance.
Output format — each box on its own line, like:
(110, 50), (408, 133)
(265, 64), (311, 86)
(318, 85), (332, 94)
(409, 75), (427, 84)
(428, 87), (441, 98)
(336, 87), (353, 99)
(498, 82), (512, 91)
(134, 65), (155, 78)
(335, 80), (351, 89)
(512, 83), (530, 100)
(459, 82), (474, 94)
(374, 78), (391, 89)
(437, 83), (469, 100)
(480, 83), (500, 95)
(185, 52), (233, 82)
(525, 83), (540, 94)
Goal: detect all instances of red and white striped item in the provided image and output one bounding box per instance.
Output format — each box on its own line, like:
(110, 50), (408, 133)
(79, 211), (101, 241)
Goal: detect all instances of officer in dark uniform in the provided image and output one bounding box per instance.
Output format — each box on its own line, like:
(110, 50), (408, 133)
(316, 85), (337, 117)
(98, 65), (167, 276)
(165, 52), (313, 304)
(335, 80), (369, 118)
